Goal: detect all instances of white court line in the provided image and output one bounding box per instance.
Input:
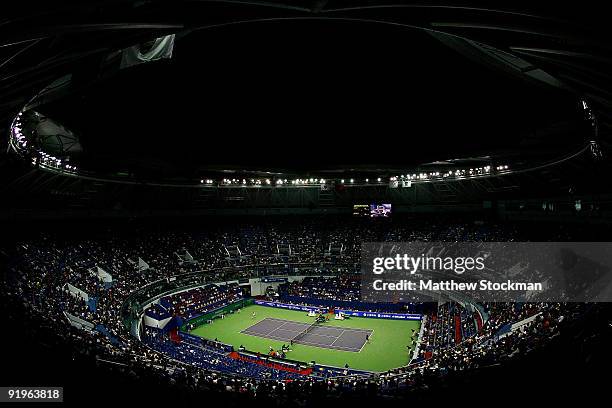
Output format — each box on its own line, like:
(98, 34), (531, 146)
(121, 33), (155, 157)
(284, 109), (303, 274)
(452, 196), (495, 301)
(248, 318), (364, 338)
(241, 327), (363, 352)
(263, 320), (291, 337)
(241, 318), (290, 336)
(357, 329), (374, 353)
(295, 338), (362, 352)
(299, 331), (339, 339)
(329, 329), (346, 347)
(241, 330), (295, 344)
(242, 332), (363, 352)
(241, 317), (372, 352)
(261, 317), (296, 323)
(264, 319), (342, 339)
(331, 326), (374, 334)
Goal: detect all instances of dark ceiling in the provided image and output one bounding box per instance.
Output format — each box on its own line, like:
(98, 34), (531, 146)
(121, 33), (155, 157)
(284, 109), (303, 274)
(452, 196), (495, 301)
(1, 1), (611, 177)
(39, 19), (582, 175)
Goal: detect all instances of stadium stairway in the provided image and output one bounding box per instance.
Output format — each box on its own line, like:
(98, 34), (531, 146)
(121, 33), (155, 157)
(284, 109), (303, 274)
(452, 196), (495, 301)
(87, 297), (97, 312)
(95, 324), (121, 346)
(318, 188), (335, 207)
(169, 328), (181, 343)
(475, 312), (483, 332)
(454, 315), (462, 343)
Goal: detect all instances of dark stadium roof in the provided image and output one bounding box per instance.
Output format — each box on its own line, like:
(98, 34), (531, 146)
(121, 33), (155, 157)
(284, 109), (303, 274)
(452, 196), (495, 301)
(1, 1), (611, 177)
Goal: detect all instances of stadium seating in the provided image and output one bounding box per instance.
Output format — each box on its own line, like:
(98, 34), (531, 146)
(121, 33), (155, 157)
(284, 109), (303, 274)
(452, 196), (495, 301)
(2, 215), (586, 400)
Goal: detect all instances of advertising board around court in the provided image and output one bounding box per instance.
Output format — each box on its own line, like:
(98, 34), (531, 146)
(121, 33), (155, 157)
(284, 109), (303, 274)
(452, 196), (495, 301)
(181, 298), (254, 330)
(253, 300), (422, 320)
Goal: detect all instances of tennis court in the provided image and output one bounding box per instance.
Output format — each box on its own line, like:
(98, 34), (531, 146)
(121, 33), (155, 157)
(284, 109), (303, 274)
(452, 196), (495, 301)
(241, 317), (372, 352)
(191, 304), (419, 371)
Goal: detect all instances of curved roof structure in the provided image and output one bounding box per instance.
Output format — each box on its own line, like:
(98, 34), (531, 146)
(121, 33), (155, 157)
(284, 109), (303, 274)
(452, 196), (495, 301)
(0, 1), (609, 179)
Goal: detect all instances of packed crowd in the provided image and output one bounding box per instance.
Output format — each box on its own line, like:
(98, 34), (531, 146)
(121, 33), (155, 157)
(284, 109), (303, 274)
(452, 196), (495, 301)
(385, 302), (578, 382)
(1, 215), (595, 403)
(158, 284), (243, 320)
(278, 276), (361, 302)
(143, 328), (302, 380)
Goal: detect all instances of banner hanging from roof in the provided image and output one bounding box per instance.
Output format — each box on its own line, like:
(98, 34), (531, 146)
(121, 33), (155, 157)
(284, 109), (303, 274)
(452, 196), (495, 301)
(120, 34), (175, 68)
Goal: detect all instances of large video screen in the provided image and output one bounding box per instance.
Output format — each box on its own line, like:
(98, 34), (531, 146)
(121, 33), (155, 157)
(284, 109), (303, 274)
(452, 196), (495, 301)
(370, 203), (392, 217)
(353, 203), (392, 217)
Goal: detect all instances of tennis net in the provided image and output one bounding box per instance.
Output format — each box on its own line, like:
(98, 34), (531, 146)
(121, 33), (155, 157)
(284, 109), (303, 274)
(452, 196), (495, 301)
(292, 320), (319, 343)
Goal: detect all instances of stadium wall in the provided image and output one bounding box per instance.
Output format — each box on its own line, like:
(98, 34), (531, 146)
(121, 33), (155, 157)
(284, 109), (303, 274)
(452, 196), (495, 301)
(277, 294), (425, 313)
(180, 298), (254, 330)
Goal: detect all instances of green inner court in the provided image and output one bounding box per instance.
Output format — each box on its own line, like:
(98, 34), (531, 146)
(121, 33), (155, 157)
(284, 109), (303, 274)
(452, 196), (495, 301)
(187, 304), (421, 372)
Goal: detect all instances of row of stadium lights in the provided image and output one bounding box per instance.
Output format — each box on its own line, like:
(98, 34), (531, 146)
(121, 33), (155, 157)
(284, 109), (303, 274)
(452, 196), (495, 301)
(201, 167), (510, 186)
(202, 178), (387, 185)
(11, 112), (78, 174)
(33, 153), (78, 174)
(210, 178), (329, 185)
(11, 111), (510, 183)
(390, 165), (510, 181)
(10, 112), (28, 150)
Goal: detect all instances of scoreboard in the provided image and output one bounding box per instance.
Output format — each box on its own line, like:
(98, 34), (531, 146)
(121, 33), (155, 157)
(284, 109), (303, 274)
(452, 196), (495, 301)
(353, 204), (370, 217)
(353, 203), (392, 217)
